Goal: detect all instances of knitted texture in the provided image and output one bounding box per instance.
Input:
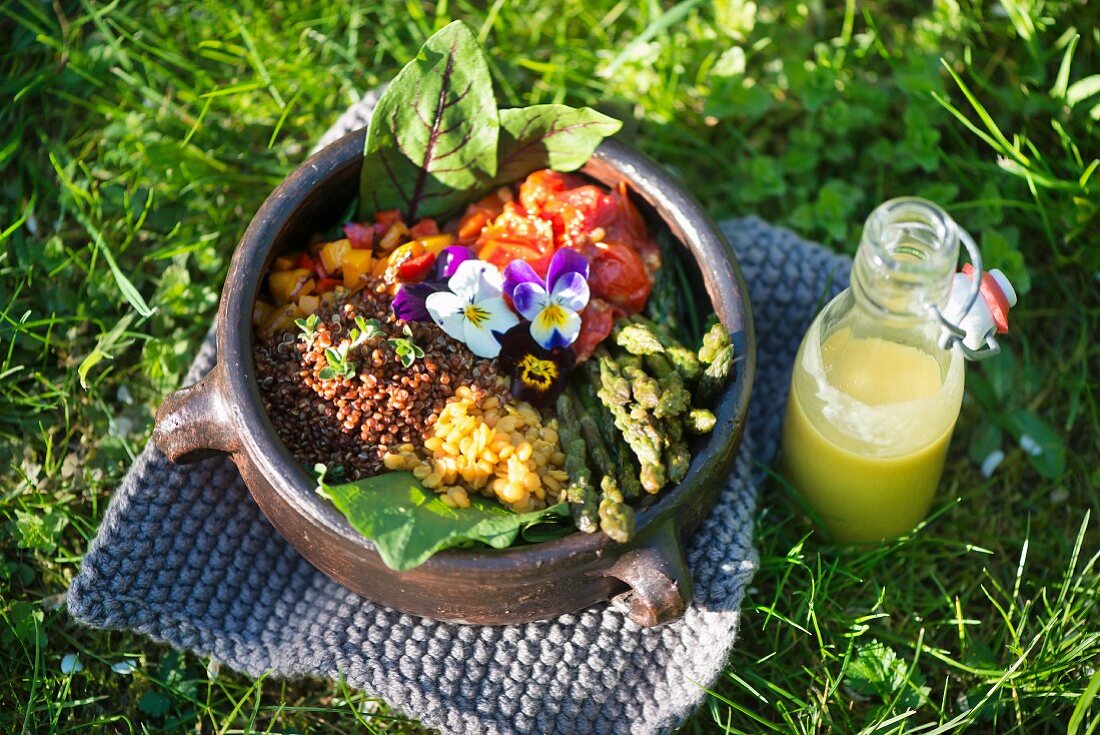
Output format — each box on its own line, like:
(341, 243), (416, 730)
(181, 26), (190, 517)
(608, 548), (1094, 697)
(68, 93), (852, 735)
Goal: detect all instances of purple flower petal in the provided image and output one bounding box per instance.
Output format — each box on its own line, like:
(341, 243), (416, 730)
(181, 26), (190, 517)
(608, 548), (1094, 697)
(502, 259), (542, 300)
(392, 281), (446, 322)
(546, 248), (590, 293)
(549, 271), (590, 312)
(434, 246), (477, 280)
(512, 282), (550, 322)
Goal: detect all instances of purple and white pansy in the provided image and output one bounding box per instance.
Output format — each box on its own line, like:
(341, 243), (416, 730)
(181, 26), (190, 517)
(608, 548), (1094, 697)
(424, 258), (519, 359)
(502, 249), (591, 350)
(391, 246), (477, 322)
(392, 246), (592, 367)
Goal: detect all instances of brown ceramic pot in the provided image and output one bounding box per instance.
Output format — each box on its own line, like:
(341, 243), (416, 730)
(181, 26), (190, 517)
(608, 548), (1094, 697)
(153, 129), (755, 627)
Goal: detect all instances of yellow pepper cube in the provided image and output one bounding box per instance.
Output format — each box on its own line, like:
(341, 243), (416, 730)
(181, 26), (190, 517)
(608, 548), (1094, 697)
(268, 268), (312, 304)
(298, 294), (320, 314)
(418, 234), (454, 254)
(320, 238), (353, 275)
(341, 248), (373, 289)
(378, 221), (410, 252)
(261, 302), (304, 337)
(273, 254), (298, 271)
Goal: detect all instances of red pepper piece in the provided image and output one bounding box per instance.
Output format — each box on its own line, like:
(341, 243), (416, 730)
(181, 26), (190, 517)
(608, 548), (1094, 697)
(375, 209), (402, 228)
(344, 222), (374, 250)
(314, 277), (343, 292)
(397, 251), (437, 283)
(296, 251), (330, 280)
(409, 219), (440, 238)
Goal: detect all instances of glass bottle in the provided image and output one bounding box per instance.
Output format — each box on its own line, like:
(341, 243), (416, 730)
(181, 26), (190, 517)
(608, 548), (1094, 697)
(780, 197), (1013, 543)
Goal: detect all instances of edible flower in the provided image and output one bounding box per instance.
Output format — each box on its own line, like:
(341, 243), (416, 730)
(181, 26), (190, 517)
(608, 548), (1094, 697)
(425, 258), (518, 358)
(503, 249), (590, 350)
(392, 246), (477, 322)
(497, 324), (575, 407)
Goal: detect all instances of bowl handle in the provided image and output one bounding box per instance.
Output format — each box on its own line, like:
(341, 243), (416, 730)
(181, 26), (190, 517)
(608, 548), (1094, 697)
(153, 365), (238, 463)
(606, 522), (693, 627)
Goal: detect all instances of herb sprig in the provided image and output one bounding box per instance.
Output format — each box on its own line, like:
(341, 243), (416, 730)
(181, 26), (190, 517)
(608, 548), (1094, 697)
(388, 325), (424, 368)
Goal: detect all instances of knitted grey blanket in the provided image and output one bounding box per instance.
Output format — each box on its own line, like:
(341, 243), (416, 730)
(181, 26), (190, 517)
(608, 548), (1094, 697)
(68, 93), (851, 735)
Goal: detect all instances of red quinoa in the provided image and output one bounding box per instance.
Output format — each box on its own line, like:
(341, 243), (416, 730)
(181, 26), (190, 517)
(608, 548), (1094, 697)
(253, 279), (503, 479)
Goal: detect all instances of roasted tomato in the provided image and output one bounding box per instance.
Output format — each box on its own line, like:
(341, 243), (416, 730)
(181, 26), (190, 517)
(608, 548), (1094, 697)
(475, 202), (555, 276)
(573, 298), (622, 362)
(518, 169), (587, 213)
(455, 188), (512, 245)
(605, 182), (662, 276)
(588, 241), (652, 314)
(541, 184), (618, 252)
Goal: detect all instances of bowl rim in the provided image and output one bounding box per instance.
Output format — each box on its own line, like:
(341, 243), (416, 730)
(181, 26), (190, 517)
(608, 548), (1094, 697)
(215, 129), (756, 575)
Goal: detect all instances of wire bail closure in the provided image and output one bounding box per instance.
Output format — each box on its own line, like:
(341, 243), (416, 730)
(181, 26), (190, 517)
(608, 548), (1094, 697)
(931, 227), (1001, 361)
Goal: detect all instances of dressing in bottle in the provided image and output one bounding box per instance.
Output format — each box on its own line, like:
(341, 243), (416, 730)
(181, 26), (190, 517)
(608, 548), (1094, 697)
(780, 198), (1015, 543)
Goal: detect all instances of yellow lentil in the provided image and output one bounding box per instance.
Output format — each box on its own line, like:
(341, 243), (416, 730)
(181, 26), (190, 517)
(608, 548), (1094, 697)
(401, 388), (567, 512)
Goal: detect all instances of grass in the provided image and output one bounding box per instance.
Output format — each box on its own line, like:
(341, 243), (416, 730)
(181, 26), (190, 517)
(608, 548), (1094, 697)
(2, 0), (1098, 732)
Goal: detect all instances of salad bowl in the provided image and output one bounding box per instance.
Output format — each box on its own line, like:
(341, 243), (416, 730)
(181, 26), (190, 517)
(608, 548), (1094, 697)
(153, 129), (755, 627)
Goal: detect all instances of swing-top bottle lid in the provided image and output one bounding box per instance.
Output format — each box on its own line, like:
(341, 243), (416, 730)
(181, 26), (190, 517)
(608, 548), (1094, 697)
(943, 265), (1018, 353)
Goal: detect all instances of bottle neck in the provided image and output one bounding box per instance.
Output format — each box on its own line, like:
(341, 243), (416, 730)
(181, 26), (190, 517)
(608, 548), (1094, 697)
(851, 198), (959, 324)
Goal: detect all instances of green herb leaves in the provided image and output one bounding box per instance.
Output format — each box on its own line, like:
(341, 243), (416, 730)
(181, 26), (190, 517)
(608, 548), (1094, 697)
(358, 21), (621, 222)
(317, 471), (570, 571)
(387, 324), (424, 368)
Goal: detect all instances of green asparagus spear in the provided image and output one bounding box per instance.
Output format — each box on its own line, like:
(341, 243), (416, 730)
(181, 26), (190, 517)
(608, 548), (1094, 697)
(556, 393), (599, 533)
(663, 419), (691, 483)
(597, 355), (667, 493)
(685, 407), (717, 435)
(643, 353), (692, 419)
(595, 351), (632, 405)
(699, 321), (732, 364)
(577, 365), (644, 501)
(578, 361), (619, 447)
(696, 343), (735, 404)
(576, 399), (617, 477)
(623, 315), (702, 383)
(622, 364), (660, 410)
(613, 321), (666, 356)
(616, 434), (643, 500)
(665, 345), (702, 383)
(597, 475), (635, 543)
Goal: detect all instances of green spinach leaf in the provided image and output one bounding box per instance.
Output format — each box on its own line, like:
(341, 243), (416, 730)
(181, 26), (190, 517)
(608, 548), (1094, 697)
(359, 21), (499, 221)
(318, 471), (571, 571)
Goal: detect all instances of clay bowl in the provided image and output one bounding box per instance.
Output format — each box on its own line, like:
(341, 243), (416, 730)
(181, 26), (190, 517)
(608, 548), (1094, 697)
(153, 130), (755, 628)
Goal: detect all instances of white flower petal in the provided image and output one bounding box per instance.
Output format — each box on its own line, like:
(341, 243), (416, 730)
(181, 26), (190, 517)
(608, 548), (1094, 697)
(448, 259), (502, 303)
(425, 291), (466, 341)
(530, 304), (582, 349)
(475, 262), (505, 301)
(463, 321), (504, 358)
(476, 297), (520, 333)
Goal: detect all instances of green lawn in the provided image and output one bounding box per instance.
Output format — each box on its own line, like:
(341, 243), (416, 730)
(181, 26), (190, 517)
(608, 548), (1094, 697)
(3, 0), (1098, 732)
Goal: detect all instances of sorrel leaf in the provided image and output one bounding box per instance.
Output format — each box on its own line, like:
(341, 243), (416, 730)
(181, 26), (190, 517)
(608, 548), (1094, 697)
(356, 22), (622, 223)
(318, 471), (571, 571)
(495, 105), (623, 185)
(359, 21), (499, 222)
